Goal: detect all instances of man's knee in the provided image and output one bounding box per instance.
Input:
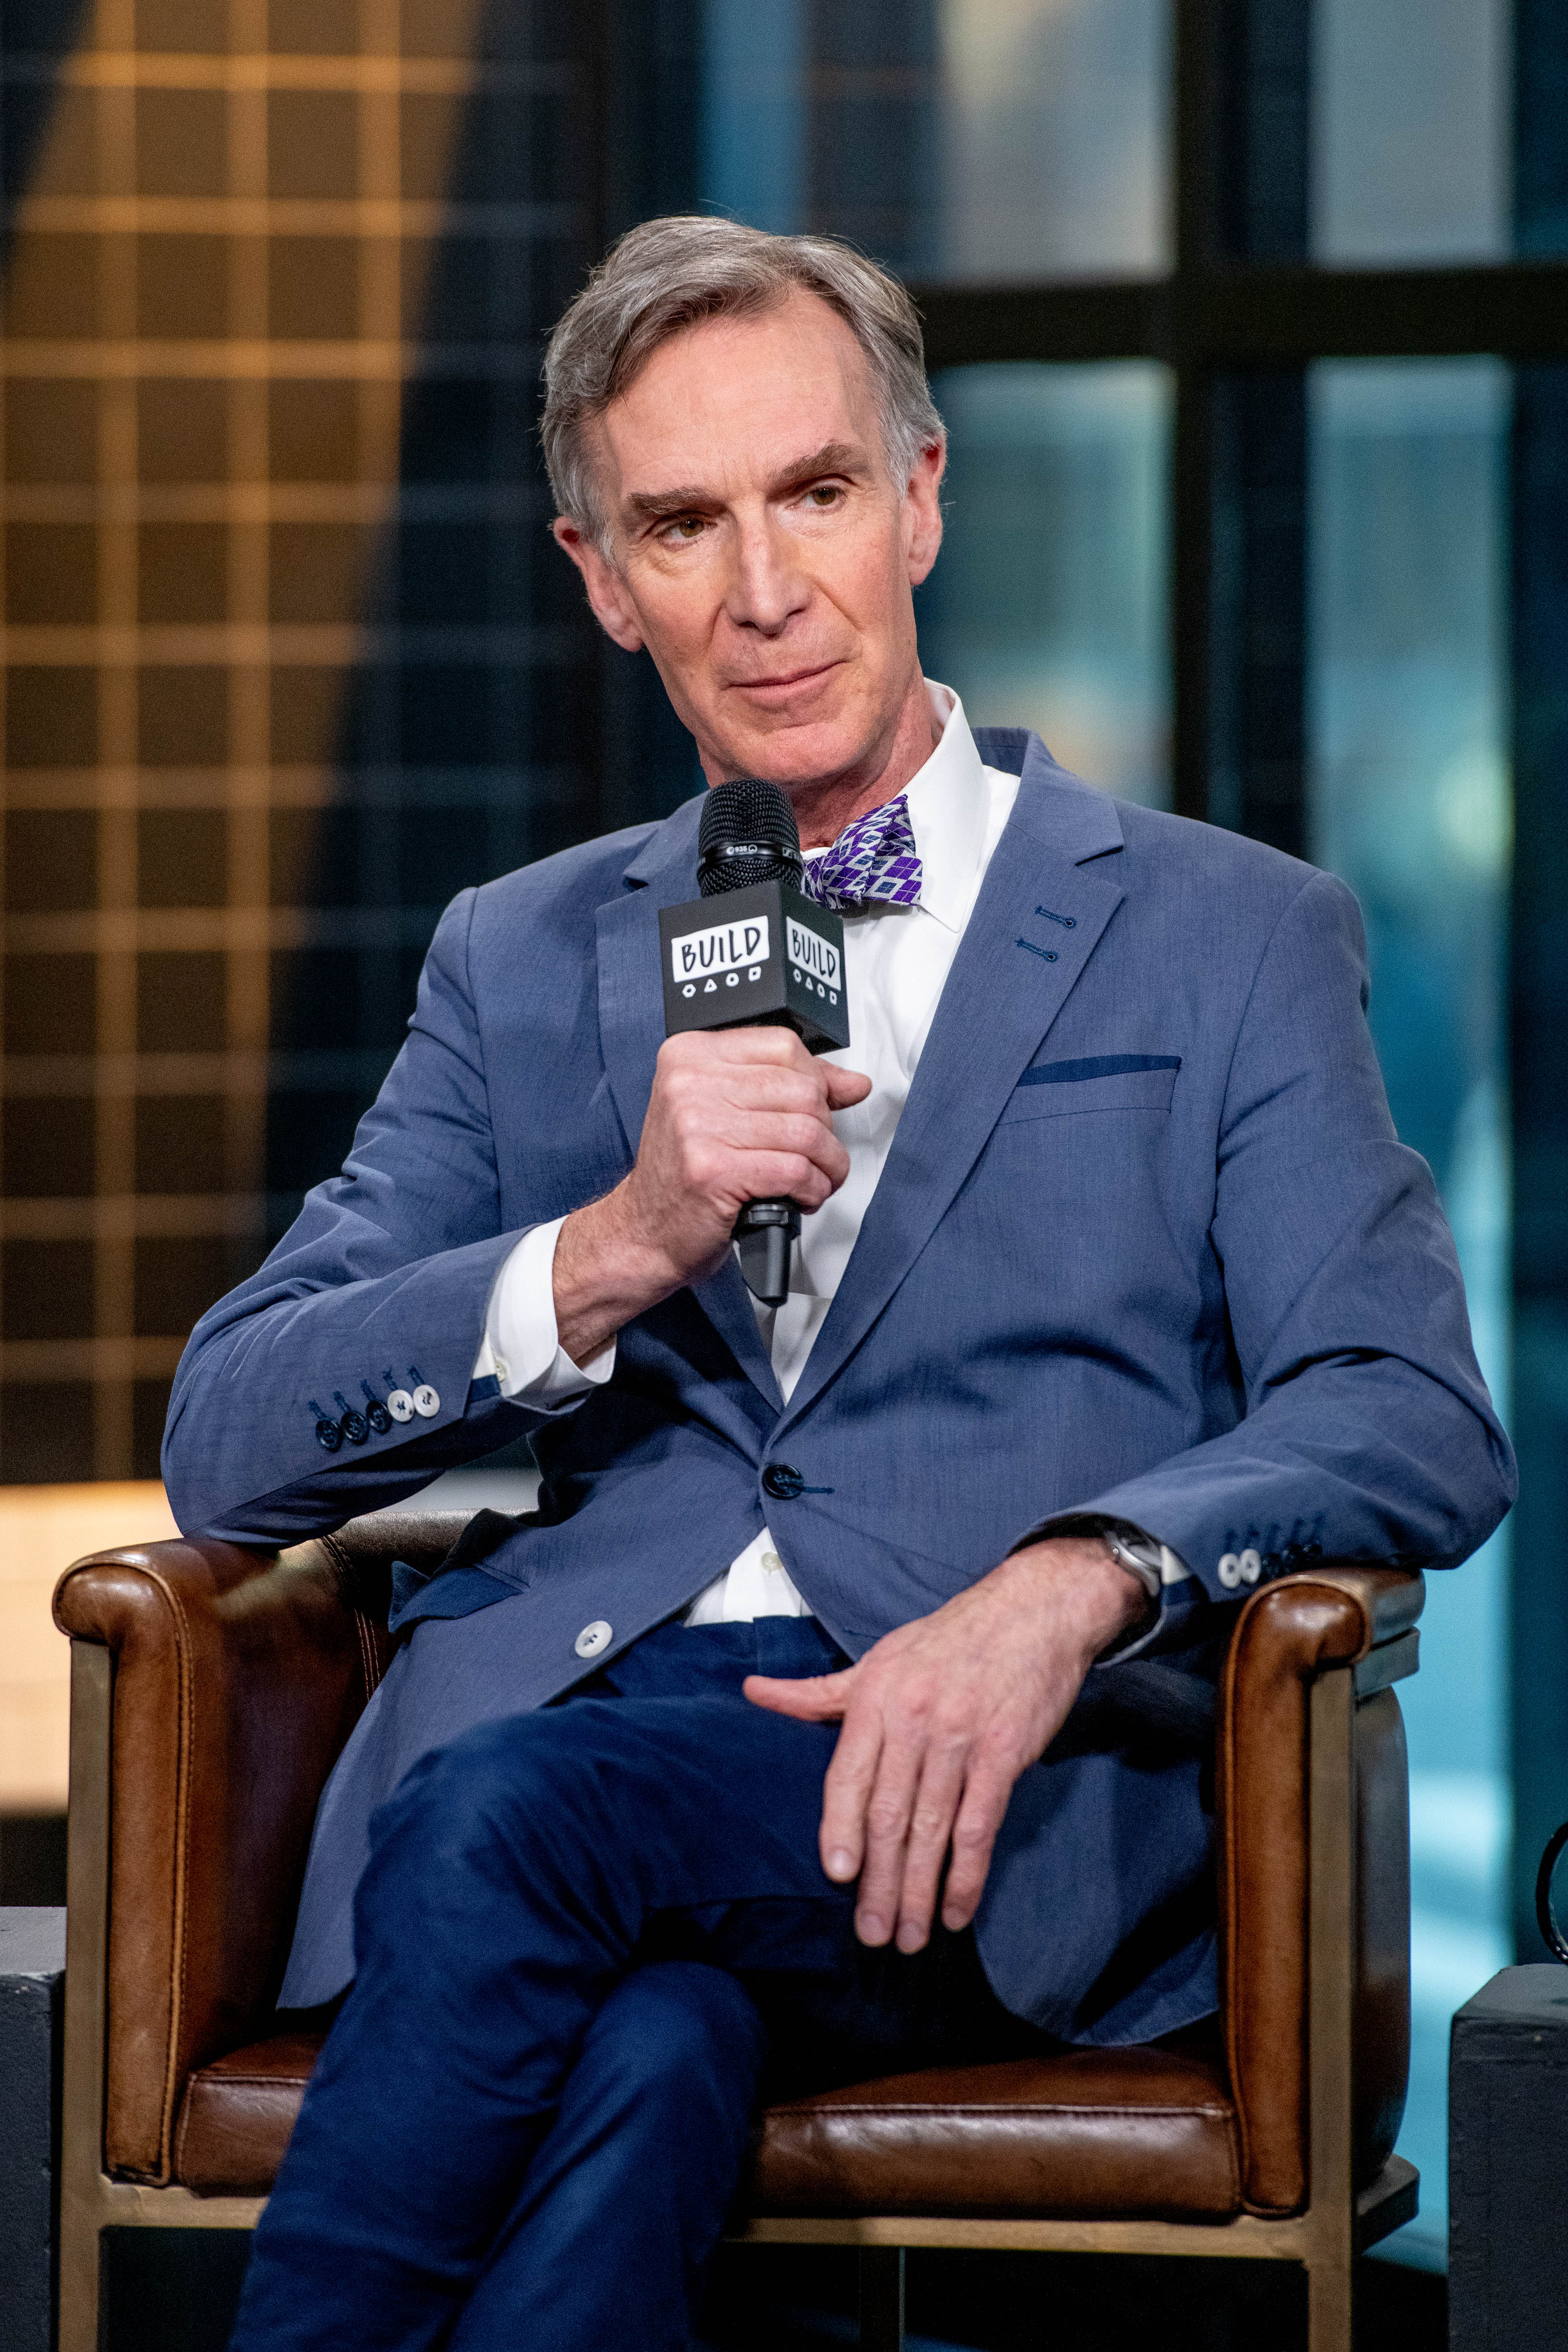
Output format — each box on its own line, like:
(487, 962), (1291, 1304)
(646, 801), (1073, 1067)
(576, 1962), (767, 2133)
(363, 1705), (626, 1904)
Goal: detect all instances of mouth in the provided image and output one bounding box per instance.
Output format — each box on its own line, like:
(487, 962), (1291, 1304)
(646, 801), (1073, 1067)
(727, 660), (843, 704)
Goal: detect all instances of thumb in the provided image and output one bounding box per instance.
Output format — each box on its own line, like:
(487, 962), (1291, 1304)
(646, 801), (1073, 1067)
(743, 1668), (857, 1722)
(825, 1064), (873, 1109)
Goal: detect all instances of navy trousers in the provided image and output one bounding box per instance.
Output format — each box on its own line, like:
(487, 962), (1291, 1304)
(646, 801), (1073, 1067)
(231, 1618), (1053, 2351)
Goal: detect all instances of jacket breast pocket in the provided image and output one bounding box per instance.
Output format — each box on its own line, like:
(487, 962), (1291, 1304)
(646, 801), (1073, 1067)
(997, 1053), (1181, 1124)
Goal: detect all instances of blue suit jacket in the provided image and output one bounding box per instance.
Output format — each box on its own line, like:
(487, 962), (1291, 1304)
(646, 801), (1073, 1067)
(165, 731), (1515, 2035)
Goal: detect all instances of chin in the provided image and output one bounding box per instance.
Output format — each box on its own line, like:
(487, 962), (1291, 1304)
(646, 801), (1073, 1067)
(721, 704), (878, 792)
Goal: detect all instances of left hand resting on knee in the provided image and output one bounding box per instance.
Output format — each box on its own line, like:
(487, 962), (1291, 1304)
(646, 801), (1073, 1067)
(743, 1537), (1148, 1956)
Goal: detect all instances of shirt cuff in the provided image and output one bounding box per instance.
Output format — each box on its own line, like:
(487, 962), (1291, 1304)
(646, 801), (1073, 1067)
(471, 1217), (616, 1404)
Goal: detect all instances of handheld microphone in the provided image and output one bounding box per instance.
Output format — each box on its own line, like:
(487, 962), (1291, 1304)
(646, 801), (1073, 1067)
(659, 780), (850, 1309)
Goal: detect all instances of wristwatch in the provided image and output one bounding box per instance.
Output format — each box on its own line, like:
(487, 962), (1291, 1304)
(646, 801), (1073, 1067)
(1097, 1524), (1189, 1603)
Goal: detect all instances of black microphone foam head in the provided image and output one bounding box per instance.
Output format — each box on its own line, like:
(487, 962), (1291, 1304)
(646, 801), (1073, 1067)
(697, 777), (804, 897)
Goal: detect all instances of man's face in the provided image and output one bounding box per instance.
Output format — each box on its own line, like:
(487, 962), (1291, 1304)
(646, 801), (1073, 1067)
(553, 291), (945, 794)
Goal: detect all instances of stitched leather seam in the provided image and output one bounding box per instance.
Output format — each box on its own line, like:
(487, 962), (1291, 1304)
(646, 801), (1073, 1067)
(187, 2074), (303, 2090)
(1220, 1574), (1373, 2211)
(122, 1564), (196, 2186)
(780, 2117), (1232, 2135)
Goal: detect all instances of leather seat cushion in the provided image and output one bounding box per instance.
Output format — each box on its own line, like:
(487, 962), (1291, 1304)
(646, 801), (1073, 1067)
(174, 2033), (327, 2195)
(750, 2044), (1242, 2219)
(173, 2031), (1241, 2219)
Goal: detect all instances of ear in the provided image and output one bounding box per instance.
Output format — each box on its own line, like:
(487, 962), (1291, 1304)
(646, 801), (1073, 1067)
(551, 517), (646, 653)
(902, 434), (947, 590)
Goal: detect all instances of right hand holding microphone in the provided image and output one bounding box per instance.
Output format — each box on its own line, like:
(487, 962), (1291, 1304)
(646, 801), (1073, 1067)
(553, 1029), (871, 1366)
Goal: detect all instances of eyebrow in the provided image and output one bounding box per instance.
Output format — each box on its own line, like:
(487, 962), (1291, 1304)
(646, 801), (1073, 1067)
(621, 440), (868, 529)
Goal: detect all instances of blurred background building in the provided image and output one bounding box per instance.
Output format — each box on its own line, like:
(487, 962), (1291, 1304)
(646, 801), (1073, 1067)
(2, 0), (1566, 2275)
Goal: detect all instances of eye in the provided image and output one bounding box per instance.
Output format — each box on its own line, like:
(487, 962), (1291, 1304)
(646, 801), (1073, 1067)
(662, 515), (707, 543)
(805, 484), (843, 508)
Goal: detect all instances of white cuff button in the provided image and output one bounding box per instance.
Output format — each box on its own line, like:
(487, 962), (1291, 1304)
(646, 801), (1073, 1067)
(574, 1619), (612, 1660)
(412, 1384), (440, 1418)
(1239, 1548), (1263, 1585)
(386, 1390), (415, 1423)
(1218, 1553), (1242, 1589)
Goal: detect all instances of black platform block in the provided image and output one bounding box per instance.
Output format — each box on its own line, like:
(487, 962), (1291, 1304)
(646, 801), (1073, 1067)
(0, 1907), (65, 2352)
(1450, 1963), (1568, 2351)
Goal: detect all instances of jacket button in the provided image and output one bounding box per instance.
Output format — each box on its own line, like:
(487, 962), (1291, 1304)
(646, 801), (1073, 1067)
(315, 1417), (343, 1452)
(762, 1463), (804, 1501)
(1217, 1553), (1241, 1588)
(364, 1397), (392, 1436)
(412, 1384), (440, 1418)
(574, 1619), (612, 1659)
(338, 1409), (369, 1445)
(1239, 1549), (1263, 1584)
(386, 1389), (415, 1423)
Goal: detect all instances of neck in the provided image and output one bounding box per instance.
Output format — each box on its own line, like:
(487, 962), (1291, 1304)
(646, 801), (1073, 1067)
(703, 669), (941, 850)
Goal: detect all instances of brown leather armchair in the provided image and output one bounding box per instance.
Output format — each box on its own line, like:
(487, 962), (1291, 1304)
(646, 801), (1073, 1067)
(52, 1511), (1422, 2352)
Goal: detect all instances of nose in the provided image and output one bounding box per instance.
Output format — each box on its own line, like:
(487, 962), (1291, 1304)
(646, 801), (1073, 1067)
(724, 508), (810, 636)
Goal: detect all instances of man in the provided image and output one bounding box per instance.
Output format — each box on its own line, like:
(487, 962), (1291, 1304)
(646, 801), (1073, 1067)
(169, 217), (1513, 2350)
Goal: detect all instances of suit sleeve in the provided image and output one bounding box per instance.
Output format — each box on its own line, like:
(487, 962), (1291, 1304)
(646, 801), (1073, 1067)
(161, 889), (581, 1541)
(1023, 867), (1516, 1605)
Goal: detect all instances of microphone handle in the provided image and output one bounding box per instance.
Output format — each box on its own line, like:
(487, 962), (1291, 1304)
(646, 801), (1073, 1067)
(733, 1197), (800, 1310)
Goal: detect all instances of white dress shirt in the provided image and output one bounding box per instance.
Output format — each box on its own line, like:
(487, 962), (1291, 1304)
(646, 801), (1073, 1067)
(471, 683), (1184, 1627)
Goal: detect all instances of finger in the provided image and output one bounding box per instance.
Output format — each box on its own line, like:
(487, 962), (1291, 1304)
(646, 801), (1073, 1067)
(726, 1110), (850, 1174)
(938, 1763), (1013, 1932)
(816, 1702), (885, 1888)
(728, 1150), (841, 1212)
(851, 1733), (924, 1948)
(673, 1027), (818, 1072)
(893, 1738), (970, 1954)
(742, 1669), (855, 1722)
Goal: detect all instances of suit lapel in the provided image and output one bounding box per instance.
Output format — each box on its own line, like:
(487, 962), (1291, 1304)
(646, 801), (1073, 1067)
(594, 797), (783, 1411)
(775, 750), (1126, 1434)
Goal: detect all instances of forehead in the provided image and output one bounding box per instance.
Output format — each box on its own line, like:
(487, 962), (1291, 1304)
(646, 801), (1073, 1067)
(593, 291), (880, 503)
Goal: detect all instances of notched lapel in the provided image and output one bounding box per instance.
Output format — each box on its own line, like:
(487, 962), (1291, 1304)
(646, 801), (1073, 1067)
(594, 798), (704, 1158)
(776, 760), (1127, 1432)
(594, 796), (782, 1411)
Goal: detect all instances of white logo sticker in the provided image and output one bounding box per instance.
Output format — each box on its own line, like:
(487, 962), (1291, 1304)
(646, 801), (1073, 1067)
(669, 914), (770, 983)
(785, 915), (841, 990)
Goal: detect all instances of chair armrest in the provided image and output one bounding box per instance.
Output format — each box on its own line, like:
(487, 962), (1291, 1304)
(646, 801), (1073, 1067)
(1216, 1565), (1423, 2217)
(52, 1511), (471, 2183)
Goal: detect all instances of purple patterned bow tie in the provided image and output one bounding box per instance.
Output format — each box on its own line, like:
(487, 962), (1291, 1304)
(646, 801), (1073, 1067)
(799, 792), (923, 913)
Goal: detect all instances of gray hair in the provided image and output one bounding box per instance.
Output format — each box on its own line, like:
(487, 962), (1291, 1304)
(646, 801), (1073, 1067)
(542, 215), (945, 557)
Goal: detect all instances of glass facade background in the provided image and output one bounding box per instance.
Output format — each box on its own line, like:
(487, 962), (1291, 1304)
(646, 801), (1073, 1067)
(1308, 356), (1513, 2249)
(700, 0), (1169, 277)
(918, 363), (1170, 807)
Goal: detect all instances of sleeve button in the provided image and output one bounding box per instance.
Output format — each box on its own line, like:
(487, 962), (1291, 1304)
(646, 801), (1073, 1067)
(1239, 1549), (1263, 1584)
(387, 1389), (415, 1423)
(1217, 1553), (1241, 1589)
(315, 1417), (343, 1452)
(412, 1383), (440, 1418)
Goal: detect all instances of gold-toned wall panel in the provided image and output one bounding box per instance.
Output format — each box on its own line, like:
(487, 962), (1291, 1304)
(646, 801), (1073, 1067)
(1, 0), (599, 1480)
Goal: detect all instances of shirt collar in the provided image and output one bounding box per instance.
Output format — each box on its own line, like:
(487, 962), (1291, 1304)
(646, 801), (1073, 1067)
(899, 679), (989, 934)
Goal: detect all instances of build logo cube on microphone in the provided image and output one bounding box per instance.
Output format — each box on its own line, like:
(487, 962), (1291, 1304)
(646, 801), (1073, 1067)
(658, 881), (849, 1052)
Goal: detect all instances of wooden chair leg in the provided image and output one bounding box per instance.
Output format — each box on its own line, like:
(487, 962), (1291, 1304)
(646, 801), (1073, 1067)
(1306, 2249), (1353, 2352)
(858, 2247), (904, 2351)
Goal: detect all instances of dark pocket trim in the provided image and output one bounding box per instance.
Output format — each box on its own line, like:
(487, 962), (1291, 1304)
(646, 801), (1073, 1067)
(1020, 1053), (1182, 1086)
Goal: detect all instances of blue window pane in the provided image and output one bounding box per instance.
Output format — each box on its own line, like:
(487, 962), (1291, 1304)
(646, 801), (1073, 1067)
(701, 0), (1170, 278)
(917, 364), (1171, 806)
(1308, 356), (1512, 2261)
(1312, 0), (1511, 263)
